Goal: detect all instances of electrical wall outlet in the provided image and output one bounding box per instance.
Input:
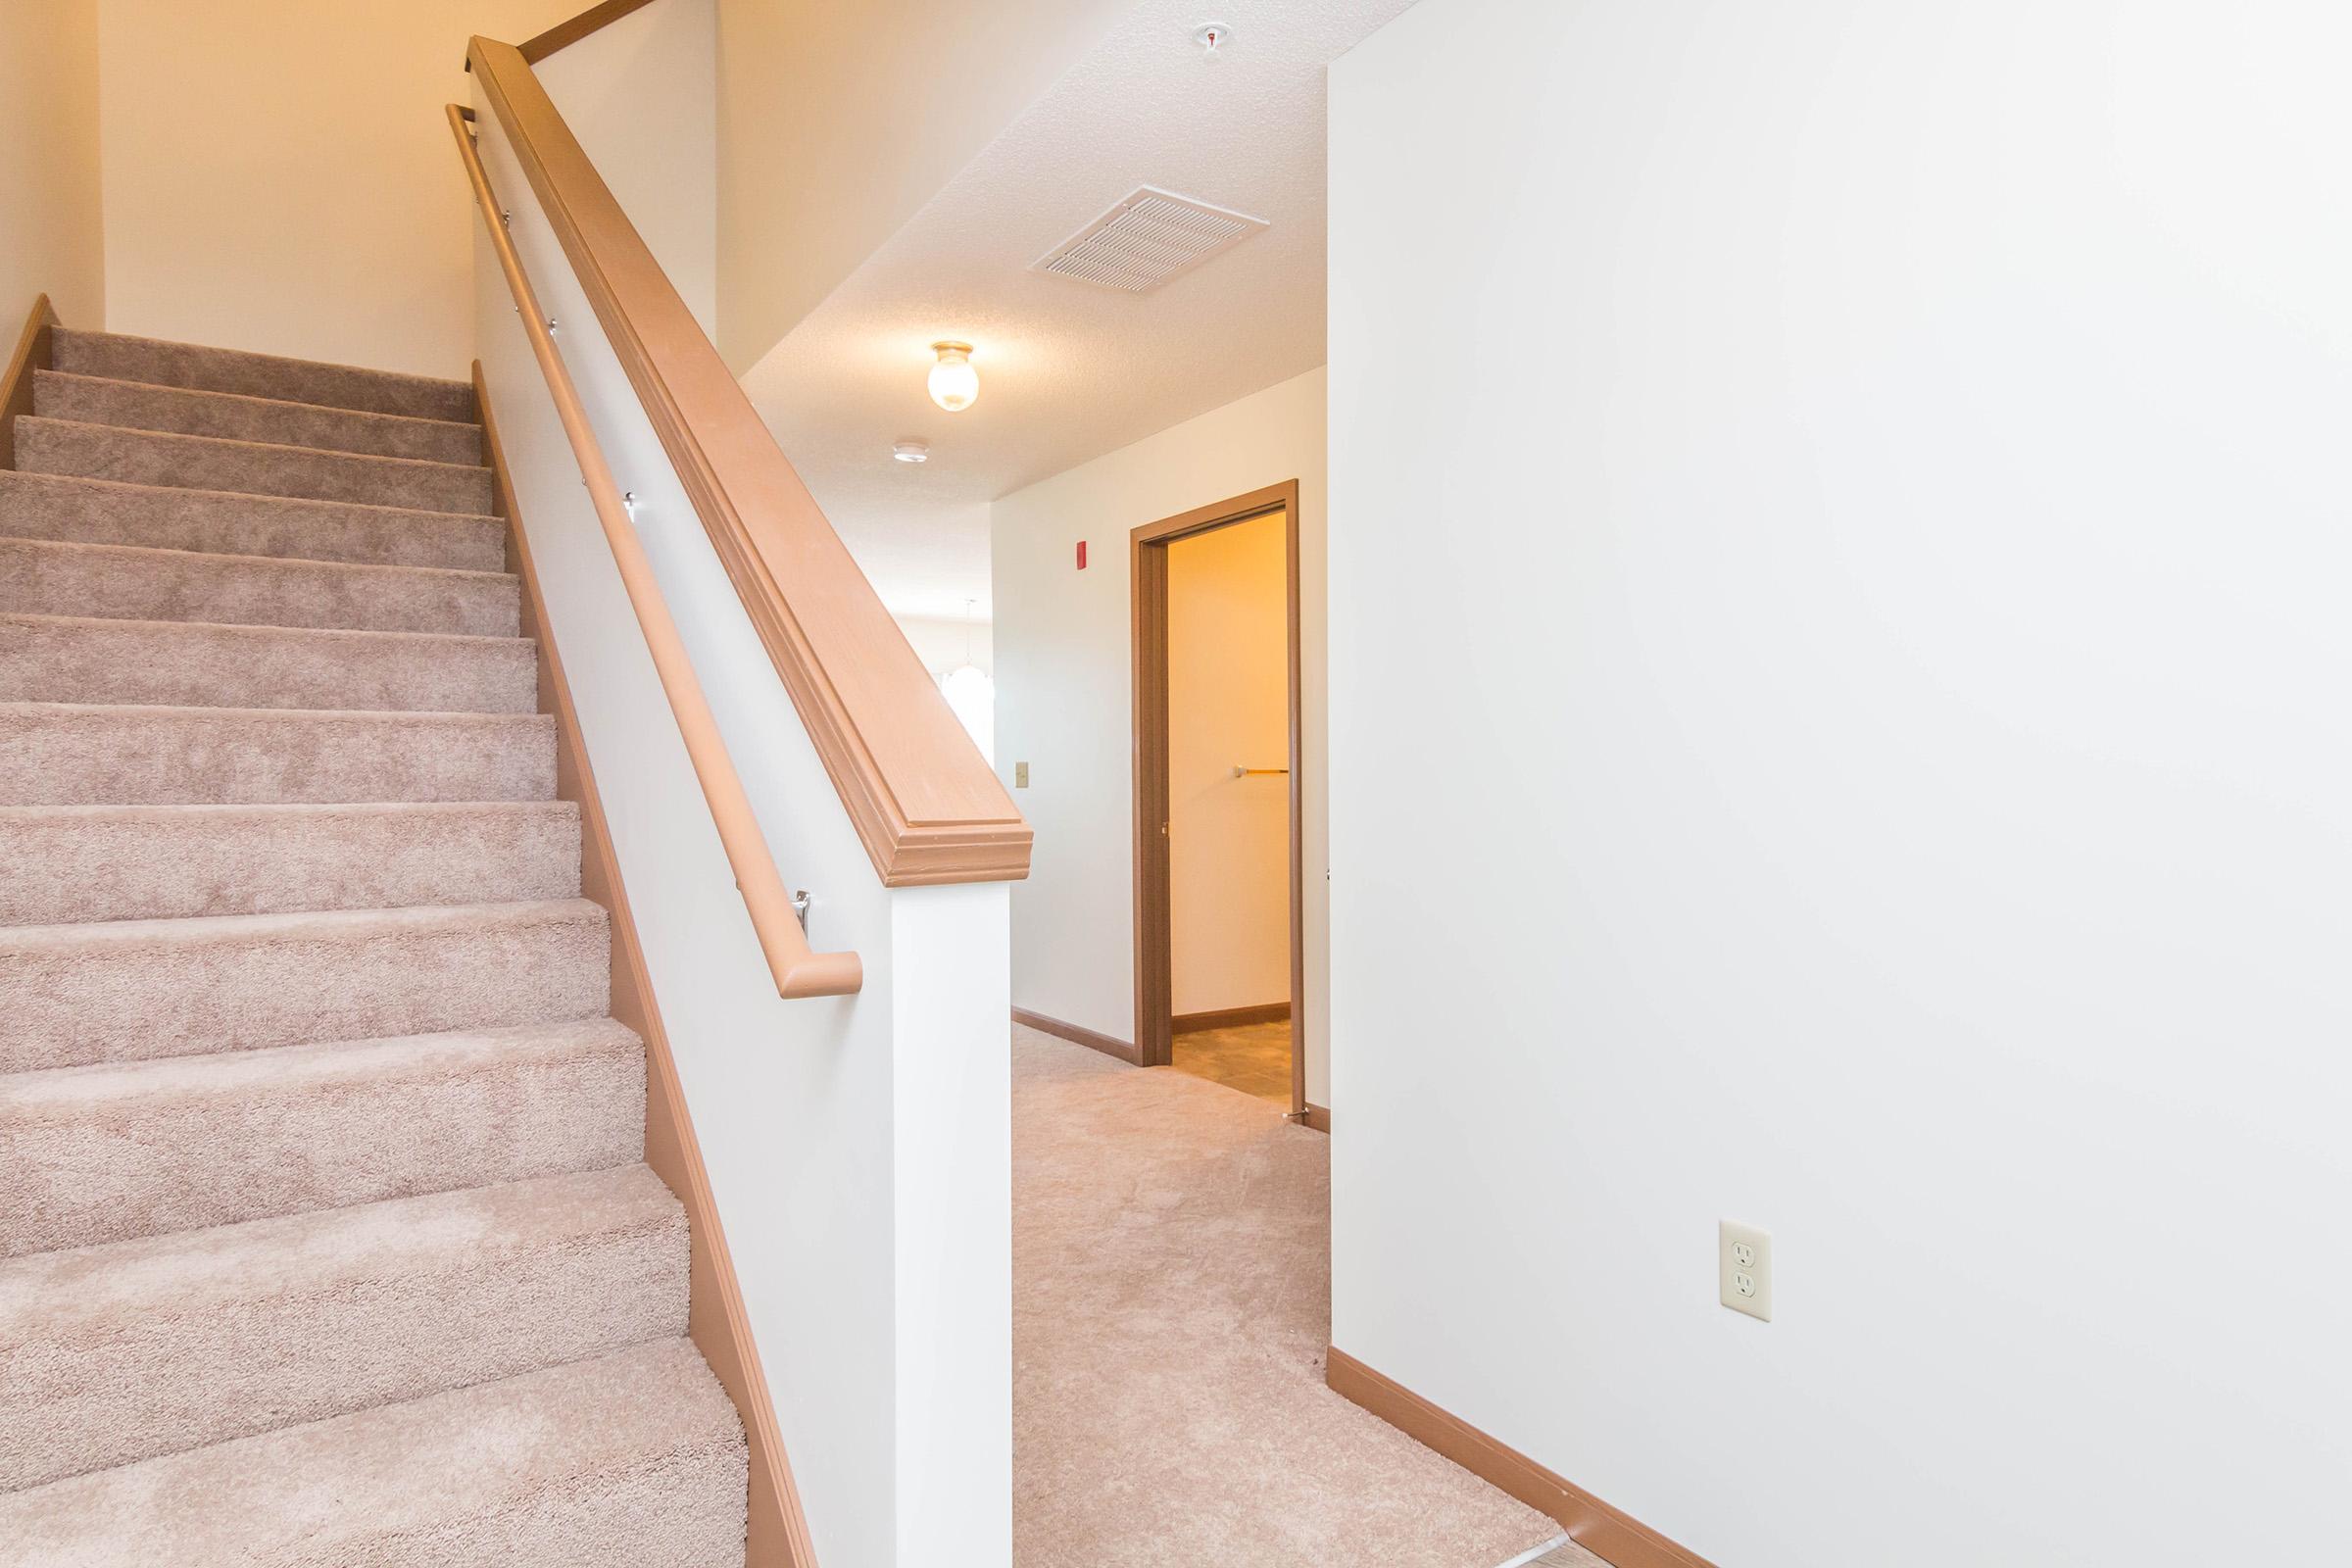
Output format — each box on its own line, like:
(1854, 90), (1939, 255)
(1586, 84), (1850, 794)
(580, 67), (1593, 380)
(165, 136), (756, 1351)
(1719, 1221), (1772, 1321)
(1013, 761), (1030, 788)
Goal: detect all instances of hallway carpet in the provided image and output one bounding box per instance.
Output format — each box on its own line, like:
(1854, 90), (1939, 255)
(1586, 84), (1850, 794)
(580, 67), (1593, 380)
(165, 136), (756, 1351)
(1012, 1023), (1583, 1567)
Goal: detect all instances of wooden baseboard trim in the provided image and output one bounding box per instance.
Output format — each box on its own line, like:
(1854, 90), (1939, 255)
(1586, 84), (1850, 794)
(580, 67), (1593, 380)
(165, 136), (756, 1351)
(2, 293), (60, 472)
(481, 368), (817, 1568)
(1172, 1002), (1292, 1033)
(1325, 1348), (1716, 1568)
(1012, 1006), (1140, 1065)
(1301, 1102), (1331, 1134)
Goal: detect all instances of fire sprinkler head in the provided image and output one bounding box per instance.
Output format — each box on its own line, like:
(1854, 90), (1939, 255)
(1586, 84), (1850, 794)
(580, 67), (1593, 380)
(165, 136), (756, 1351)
(1192, 22), (1231, 58)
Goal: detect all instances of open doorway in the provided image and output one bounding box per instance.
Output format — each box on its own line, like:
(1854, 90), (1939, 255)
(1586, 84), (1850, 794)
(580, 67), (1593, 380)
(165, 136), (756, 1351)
(1131, 481), (1304, 1118)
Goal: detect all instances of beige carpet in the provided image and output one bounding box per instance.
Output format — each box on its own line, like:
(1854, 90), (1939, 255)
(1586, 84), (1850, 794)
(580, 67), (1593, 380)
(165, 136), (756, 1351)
(1013, 1022), (1573, 1567)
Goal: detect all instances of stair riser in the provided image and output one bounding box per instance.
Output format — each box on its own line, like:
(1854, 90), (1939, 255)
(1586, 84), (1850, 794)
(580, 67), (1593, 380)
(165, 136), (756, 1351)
(52, 328), (476, 422)
(19, 418), (494, 515)
(0, 1182), (685, 1489)
(0, 617), (539, 714)
(0, 470), (507, 572)
(0, 707), (555, 808)
(0, 1024), (643, 1257)
(0, 805), (580, 925)
(0, 906), (610, 1073)
(35, 371), (482, 466)
(0, 538), (520, 638)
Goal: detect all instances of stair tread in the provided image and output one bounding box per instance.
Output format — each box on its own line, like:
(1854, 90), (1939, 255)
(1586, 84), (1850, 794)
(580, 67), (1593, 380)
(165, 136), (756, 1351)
(0, 469), (506, 572)
(0, 1165), (688, 1493)
(0, 607), (531, 652)
(0, 700), (557, 808)
(0, 894), (609, 1072)
(0, 533), (521, 641)
(0, 894), (605, 956)
(33, 370), (481, 466)
(17, 418), (495, 516)
(18, 416), (489, 480)
(0, 799), (583, 925)
(0, 1337), (744, 1567)
(51, 327), (476, 422)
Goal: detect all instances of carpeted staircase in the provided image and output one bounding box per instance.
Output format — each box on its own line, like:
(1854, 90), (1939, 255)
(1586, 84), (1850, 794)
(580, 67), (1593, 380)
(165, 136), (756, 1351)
(0, 330), (749, 1564)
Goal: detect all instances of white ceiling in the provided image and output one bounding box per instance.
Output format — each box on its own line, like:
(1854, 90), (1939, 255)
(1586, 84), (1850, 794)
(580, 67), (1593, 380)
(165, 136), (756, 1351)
(739, 0), (1417, 621)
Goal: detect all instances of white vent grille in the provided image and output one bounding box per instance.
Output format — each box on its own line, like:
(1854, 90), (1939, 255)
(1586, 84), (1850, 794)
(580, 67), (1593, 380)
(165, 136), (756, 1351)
(1033, 186), (1269, 293)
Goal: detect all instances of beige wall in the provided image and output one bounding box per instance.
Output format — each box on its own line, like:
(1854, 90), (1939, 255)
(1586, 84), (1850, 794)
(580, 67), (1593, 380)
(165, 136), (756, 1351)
(0, 0), (105, 329)
(95, 0), (583, 378)
(713, 0), (1129, 374)
(992, 368), (1330, 1104)
(1167, 511), (1291, 1016)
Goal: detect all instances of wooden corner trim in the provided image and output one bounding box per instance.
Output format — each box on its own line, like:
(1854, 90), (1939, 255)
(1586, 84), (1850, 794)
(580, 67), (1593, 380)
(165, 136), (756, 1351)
(467, 35), (1031, 889)
(2, 293), (61, 472)
(1324, 1348), (1717, 1568)
(1172, 1002), (1293, 1033)
(516, 0), (666, 63)
(1012, 1007), (1141, 1066)
(1301, 1102), (1331, 1134)
(480, 367), (819, 1568)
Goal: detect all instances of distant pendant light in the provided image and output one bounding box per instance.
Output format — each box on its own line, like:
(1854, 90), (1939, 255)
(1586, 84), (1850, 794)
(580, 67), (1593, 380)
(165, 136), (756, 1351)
(941, 598), (994, 760)
(928, 340), (979, 413)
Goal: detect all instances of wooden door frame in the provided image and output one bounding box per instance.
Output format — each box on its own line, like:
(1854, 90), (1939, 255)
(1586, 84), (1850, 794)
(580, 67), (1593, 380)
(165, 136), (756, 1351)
(1131, 480), (1305, 1118)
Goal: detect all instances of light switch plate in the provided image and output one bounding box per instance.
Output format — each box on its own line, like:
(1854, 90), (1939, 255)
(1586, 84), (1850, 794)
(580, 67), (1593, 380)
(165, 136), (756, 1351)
(1719, 1220), (1772, 1321)
(1013, 761), (1030, 788)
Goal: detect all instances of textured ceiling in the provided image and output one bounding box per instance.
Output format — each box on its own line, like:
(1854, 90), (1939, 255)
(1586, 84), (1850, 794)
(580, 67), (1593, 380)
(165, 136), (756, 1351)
(739, 0), (1417, 620)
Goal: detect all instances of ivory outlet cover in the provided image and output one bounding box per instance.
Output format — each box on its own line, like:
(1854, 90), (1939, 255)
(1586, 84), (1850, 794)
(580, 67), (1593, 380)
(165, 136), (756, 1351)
(1719, 1220), (1772, 1322)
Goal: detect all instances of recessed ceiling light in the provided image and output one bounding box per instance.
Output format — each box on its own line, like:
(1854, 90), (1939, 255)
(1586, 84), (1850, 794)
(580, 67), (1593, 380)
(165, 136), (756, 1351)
(892, 440), (930, 464)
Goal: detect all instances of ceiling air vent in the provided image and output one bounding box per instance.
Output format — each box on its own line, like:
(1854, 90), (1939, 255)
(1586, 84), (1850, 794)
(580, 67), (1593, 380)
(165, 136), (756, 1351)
(1032, 186), (1270, 293)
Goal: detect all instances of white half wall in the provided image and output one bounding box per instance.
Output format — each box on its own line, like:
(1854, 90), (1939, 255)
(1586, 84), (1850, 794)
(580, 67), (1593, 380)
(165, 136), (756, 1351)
(0, 0), (104, 329)
(992, 368), (1328, 1101)
(474, 87), (1008, 1568)
(1329, 3), (2352, 1565)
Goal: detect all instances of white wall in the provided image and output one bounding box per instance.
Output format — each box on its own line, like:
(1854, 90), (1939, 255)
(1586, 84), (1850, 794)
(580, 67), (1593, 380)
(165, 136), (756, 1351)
(894, 615), (994, 680)
(712, 0), (1130, 372)
(992, 368), (1329, 1102)
(475, 84), (1008, 1568)
(0, 0), (105, 330)
(1328, 4), (2352, 1565)
(96, 0), (584, 377)
(533, 0), (715, 337)
(1168, 512), (1292, 1016)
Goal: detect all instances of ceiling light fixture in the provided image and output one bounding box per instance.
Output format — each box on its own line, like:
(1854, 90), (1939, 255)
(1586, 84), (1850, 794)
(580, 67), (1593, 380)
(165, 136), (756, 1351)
(1192, 22), (1230, 57)
(892, 440), (930, 464)
(927, 341), (979, 413)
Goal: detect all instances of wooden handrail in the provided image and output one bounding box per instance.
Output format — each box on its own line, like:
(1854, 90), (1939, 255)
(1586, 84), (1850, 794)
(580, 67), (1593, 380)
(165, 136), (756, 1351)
(518, 0), (666, 64)
(467, 35), (1031, 888)
(446, 103), (861, 1001)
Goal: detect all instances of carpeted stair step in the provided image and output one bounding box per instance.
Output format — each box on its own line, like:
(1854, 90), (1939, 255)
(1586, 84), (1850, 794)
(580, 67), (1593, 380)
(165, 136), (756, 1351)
(0, 801), (580, 925)
(0, 1017), (645, 1257)
(17, 417), (495, 515)
(0, 703), (554, 807)
(51, 327), (476, 423)
(0, 536), (519, 636)
(0, 613), (539, 713)
(0, 1336), (747, 1568)
(34, 370), (483, 466)
(0, 898), (608, 1073)
(0, 1163), (686, 1491)
(0, 470), (507, 572)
